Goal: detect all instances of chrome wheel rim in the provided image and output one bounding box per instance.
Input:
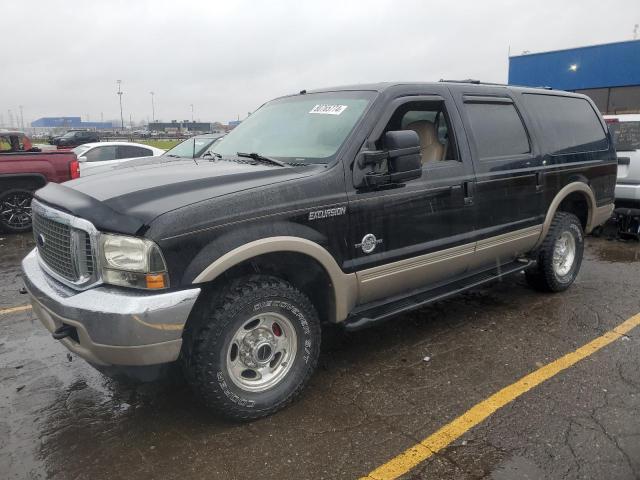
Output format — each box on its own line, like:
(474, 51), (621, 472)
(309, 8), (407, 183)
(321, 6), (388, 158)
(0, 192), (32, 229)
(226, 312), (297, 392)
(552, 231), (576, 277)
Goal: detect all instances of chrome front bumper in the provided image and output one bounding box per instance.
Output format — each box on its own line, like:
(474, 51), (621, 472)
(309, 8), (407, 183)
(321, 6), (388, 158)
(22, 249), (201, 366)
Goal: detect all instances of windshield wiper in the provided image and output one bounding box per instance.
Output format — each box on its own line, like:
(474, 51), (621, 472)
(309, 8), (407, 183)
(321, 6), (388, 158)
(202, 150), (222, 160)
(237, 152), (287, 167)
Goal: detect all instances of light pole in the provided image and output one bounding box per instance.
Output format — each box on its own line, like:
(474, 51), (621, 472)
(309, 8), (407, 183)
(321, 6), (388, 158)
(116, 80), (124, 130)
(190, 104), (194, 122)
(150, 91), (155, 123)
(19, 105), (24, 130)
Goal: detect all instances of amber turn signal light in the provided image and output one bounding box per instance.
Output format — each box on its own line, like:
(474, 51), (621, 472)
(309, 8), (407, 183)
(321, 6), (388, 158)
(145, 273), (167, 289)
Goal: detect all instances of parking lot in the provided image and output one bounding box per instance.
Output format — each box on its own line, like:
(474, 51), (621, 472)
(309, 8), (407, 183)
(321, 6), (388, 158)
(1, 228), (638, 480)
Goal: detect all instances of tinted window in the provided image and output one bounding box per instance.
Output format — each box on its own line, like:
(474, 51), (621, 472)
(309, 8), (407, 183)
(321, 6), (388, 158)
(465, 102), (530, 159)
(522, 94), (608, 154)
(84, 146), (118, 162)
(608, 121), (640, 151)
(118, 146), (152, 159)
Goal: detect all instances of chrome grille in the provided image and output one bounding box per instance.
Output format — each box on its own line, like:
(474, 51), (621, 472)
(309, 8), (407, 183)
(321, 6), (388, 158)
(31, 201), (99, 287)
(32, 211), (76, 280)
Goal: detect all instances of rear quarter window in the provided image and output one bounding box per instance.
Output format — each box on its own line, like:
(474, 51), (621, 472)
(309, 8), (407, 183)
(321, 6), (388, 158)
(522, 94), (608, 155)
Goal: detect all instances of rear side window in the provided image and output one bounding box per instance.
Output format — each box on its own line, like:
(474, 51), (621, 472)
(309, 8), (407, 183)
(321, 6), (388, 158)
(465, 102), (530, 159)
(84, 145), (118, 162)
(522, 94), (608, 154)
(118, 146), (153, 158)
(608, 121), (640, 151)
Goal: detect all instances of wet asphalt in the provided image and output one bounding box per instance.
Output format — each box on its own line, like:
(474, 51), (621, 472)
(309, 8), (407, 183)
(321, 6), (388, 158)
(1, 229), (639, 480)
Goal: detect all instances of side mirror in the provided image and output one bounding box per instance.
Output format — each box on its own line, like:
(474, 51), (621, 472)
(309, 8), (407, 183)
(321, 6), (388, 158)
(356, 130), (422, 188)
(383, 130), (422, 182)
(78, 156), (87, 162)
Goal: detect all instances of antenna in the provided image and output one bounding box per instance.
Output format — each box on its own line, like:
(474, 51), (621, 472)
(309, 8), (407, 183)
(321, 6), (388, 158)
(192, 136), (198, 166)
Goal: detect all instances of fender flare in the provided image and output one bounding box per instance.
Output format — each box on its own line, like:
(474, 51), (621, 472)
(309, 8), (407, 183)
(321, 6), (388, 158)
(192, 236), (359, 322)
(536, 182), (596, 247)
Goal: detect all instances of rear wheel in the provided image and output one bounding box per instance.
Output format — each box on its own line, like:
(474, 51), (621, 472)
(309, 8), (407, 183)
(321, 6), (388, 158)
(0, 189), (34, 233)
(526, 212), (584, 292)
(182, 275), (321, 421)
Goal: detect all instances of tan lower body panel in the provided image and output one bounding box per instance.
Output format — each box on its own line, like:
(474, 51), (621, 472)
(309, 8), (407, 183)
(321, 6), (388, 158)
(356, 225), (542, 305)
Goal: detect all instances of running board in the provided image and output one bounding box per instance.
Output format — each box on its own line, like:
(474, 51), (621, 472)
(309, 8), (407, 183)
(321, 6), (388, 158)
(343, 260), (533, 331)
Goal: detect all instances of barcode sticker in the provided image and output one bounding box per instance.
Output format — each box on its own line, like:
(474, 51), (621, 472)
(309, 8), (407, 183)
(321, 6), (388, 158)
(309, 104), (348, 115)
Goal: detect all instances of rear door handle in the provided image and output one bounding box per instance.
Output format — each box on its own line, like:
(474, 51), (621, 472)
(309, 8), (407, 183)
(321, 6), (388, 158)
(536, 171), (544, 192)
(462, 181), (474, 206)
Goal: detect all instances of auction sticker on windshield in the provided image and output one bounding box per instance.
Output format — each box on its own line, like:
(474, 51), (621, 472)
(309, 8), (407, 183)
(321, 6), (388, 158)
(309, 104), (348, 115)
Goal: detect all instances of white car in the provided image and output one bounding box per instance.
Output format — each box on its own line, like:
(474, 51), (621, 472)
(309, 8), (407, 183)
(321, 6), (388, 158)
(72, 142), (165, 176)
(605, 114), (640, 204)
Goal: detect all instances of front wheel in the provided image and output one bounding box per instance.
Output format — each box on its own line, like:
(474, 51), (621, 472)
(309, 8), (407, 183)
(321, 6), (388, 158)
(182, 275), (321, 421)
(0, 189), (34, 233)
(526, 212), (584, 292)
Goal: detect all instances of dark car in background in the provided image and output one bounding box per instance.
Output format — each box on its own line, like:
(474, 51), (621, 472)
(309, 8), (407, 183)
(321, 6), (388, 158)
(52, 130), (100, 148)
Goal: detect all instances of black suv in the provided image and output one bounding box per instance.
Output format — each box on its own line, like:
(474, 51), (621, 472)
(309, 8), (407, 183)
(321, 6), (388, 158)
(23, 81), (616, 420)
(53, 130), (100, 148)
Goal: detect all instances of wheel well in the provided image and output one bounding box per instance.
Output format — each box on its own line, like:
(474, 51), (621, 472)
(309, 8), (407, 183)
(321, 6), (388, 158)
(197, 252), (336, 324)
(0, 175), (46, 194)
(558, 192), (589, 230)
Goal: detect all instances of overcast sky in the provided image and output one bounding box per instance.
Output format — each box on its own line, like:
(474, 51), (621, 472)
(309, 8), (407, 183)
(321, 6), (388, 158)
(1, 0), (638, 127)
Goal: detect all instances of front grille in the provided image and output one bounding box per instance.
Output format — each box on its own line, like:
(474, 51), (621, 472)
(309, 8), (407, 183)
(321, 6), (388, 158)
(32, 204), (97, 285)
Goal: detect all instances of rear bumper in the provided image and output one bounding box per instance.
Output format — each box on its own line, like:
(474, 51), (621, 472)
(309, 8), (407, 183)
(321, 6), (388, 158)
(615, 183), (640, 202)
(22, 249), (201, 367)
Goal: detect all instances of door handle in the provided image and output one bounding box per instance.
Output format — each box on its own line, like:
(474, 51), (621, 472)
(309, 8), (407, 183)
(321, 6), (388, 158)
(462, 181), (474, 206)
(536, 171), (544, 192)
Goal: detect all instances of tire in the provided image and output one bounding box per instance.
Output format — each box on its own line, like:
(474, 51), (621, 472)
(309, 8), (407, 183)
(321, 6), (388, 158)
(0, 189), (34, 233)
(182, 275), (321, 421)
(525, 212), (584, 292)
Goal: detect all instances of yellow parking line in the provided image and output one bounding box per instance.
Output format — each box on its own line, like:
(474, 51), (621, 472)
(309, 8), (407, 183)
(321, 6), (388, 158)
(0, 304), (32, 316)
(360, 312), (640, 480)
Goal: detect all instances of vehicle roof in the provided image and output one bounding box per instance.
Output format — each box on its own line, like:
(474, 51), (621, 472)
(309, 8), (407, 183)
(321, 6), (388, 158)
(77, 141), (159, 147)
(0, 130), (26, 136)
(75, 142), (165, 152)
(303, 81), (571, 95)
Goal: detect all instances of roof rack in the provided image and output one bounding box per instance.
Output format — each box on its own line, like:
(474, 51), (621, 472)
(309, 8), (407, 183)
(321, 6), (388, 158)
(439, 79), (482, 84)
(439, 79), (556, 90)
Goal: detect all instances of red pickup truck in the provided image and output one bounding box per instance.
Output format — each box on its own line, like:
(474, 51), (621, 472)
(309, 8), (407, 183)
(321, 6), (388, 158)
(0, 131), (79, 232)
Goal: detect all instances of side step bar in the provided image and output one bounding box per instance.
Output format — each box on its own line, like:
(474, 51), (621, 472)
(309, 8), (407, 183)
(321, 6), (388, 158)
(343, 260), (532, 331)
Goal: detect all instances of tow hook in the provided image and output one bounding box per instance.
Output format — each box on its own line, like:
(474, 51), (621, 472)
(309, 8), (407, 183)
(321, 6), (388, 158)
(52, 324), (75, 340)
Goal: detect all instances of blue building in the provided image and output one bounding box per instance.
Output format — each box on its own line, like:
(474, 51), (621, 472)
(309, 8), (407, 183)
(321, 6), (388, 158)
(31, 117), (113, 129)
(509, 40), (640, 114)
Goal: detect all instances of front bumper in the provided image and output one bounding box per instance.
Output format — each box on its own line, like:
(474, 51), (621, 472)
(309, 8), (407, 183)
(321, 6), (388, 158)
(22, 249), (201, 367)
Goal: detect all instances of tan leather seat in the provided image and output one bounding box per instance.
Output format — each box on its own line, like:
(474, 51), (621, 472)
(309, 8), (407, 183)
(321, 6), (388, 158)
(406, 120), (444, 163)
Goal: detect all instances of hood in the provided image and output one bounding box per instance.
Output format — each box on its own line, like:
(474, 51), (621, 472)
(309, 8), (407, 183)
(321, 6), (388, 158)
(35, 159), (320, 234)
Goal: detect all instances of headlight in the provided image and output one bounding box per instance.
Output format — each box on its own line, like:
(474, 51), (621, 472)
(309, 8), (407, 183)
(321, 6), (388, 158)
(100, 234), (169, 290)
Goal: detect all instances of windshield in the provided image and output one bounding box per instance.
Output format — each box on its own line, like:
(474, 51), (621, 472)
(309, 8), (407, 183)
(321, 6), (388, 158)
(608, 121), (640, 151)
(212, 91), (375, 163)
(165, 136), (220, 158)
(62, 131), (77, 138)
